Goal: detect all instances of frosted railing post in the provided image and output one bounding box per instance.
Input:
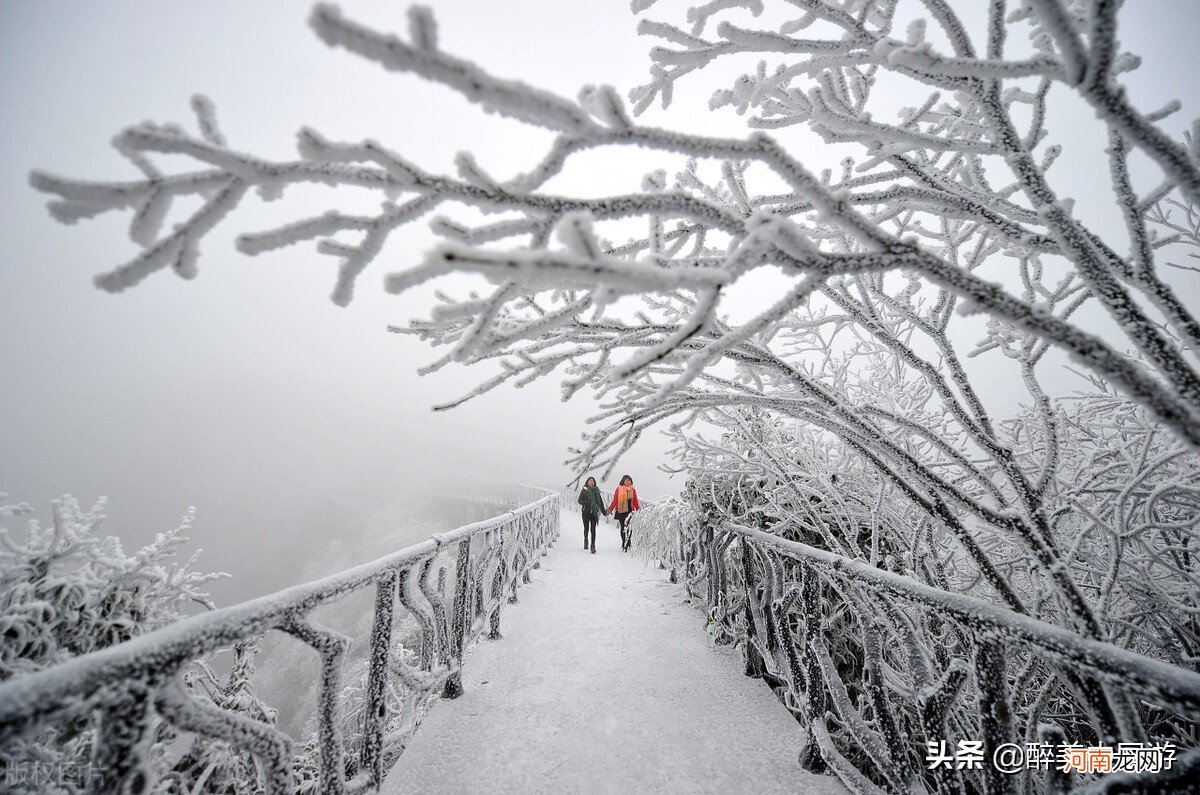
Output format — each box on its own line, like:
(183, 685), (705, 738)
(974, 638), (1015, 795)
(510, 518), (525, 586)
(489, 553), (505, 640)
(399, 564), (435, 671)
(774, 588), (807, 697)
(758, 559), (816, 773)
(699, 521), (714, 608)
(537, 511), (548, 561)
(672, 516), (691, 586)
(420, 557), (451, 671)
(708, 533), (736, 645)
(472, 534), (493, 631)
(283, 617), (351, 795)
(918, 662), (969, 795)
(508, 544), (521, 604)
(87, 679), (154, 795)
(798, 566), (824, 710)
(719, 535), (736, 621)
(809, 620), (907, 791)
(443, 538), (471, 699)
(739, 540), (765, 680)
(1106, 685), (1149, 745)
(1061, 669), (1122, 745)
(858, 618), (911, 783)
(361, 569), (398, 789)
(1038, 723), (1072, 794)
(521, 513), (530, 575)
(791, 565), (828, 775)
(757, 550), (779, 664)
(692, 525), (706, 597)
(498, 528), (517, 606)
(682, 522), (701, 600)
(524, 514), (535, 579)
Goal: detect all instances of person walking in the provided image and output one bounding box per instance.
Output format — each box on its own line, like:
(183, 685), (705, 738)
(577, 476), (606, 554)
(607, 475), (640, 552)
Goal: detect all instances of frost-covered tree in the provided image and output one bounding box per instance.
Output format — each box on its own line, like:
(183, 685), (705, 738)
(28, 1), (1200, 444)
(0, 495), (223, 681)
(165, 640), (281, 794)
(27, 0), (1200, 791)
(0, 494), (230, 792)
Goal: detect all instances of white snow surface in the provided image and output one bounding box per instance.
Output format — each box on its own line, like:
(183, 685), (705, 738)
(383, 509), (842, 794)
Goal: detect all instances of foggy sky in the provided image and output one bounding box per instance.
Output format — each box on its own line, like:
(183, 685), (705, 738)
(2, 1), (1198, 604)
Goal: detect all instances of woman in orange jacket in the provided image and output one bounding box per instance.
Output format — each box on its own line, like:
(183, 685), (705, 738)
(607, 474), (640, 552)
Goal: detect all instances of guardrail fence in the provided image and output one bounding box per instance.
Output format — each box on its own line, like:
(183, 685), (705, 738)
(636, 499), (1200, 794)
(0, 489), (560, 794)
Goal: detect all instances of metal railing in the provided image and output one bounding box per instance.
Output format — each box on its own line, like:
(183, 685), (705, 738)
(0, 489), (561, 794)
(637, 501), (1200, 794)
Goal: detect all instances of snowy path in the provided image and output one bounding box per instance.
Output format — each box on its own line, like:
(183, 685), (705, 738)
(383, 510), (843, 794)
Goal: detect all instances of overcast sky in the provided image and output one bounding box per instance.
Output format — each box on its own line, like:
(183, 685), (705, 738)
(2, 1), (1198, 602)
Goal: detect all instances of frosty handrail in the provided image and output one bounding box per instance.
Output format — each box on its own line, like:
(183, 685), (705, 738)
(0, 489), (561, 793)
(0, 492), (555, 729)
(0, 494), (552, 730)
(728, 522), (1200, 713)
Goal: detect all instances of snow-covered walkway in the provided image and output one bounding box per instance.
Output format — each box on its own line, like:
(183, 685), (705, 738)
(383, 510), (842, 794)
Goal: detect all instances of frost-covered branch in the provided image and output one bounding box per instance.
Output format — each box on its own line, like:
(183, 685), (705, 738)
(26, 3), (1200, 789)
(30, 3), (1200, 446)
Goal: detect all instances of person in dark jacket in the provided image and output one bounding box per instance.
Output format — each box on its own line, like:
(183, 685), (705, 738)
(607, 474), (640, 552)
(577, 476), (607, 554)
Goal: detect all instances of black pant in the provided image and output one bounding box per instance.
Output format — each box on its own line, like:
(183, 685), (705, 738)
(582, 510), (598, 548)
(615, 511), (632, 550)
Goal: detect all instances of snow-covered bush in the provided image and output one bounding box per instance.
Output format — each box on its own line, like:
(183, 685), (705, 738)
(26, 0), (1200, 790)
(0, 497), (385, 793)
(0, 495), (222, 681)
(158, 639), (280, 794)
(0, 494), (232, 792)
(633, 496), (695, 580)
(0, 490), (559, 793)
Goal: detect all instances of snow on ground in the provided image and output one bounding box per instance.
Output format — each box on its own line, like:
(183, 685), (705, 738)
(384, 510), (844, 794)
